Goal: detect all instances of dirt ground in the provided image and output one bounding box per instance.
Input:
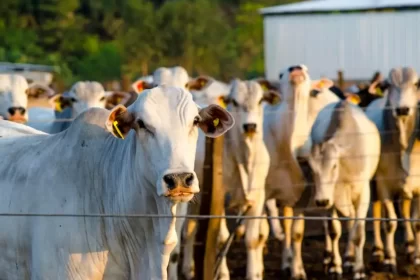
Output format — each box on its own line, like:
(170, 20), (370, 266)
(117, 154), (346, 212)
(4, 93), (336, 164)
(225, 223), (420, 280)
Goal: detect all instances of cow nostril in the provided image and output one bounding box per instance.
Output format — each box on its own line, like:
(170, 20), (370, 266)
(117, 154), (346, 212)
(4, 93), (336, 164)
(163, 175), (176, 190)
(315, 199), (330, 207)
(243, 123), (257, 133)
(396, 107), (410, 116)
(183, 173), (194, 187)
(8, 107), (25, 116)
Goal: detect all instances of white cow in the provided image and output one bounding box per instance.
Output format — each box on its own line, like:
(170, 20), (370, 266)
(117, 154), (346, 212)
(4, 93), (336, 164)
(181, 76), (283, 279)
(263, 64), (339, 279)
(30, 81), (122, 133)
(365, 67), (420, 273)
(133, 66), (194, 280)
(222, 78), (281, 279)
(0, 86), (234, 280)
(0, 74), (48, 123)
(309, 100), (380, 279)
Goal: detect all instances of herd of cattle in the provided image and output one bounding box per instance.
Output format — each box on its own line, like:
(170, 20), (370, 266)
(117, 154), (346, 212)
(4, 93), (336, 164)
(0, 64), (419, 280)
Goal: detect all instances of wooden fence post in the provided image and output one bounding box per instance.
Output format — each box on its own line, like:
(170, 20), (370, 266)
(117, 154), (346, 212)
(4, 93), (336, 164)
(337, 70), (344, 91)
(194, 135), (225, 280)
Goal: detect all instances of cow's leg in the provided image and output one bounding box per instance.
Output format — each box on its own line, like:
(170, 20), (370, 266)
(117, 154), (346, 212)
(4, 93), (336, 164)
(281, 206), (293, 276)
(412, 196), (420, 265)
(323, 220), (333, 274)
(401, 198), (415, 261)
(371, 200), (384, 267)
(327, 209), (342, 278)
(351, 183), (370, 280)
(256, 213), (269, 279)
(343, 208), (356, 274)
(383, 199), (398, 274)
(168, 202), (188, 280)
(266, 198), (284, 241)
(182, 218), (197, 279)
(245, 197), (265, 280)
(291, 213), (306, 280)
(216, 212), (231, 280)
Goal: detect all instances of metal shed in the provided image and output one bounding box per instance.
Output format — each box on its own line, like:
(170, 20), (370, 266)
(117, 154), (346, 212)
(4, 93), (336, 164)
(260, 0), (420, 81)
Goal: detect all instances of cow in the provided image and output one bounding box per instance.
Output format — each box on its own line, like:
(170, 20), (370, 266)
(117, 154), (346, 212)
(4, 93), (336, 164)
(0, 85), (234, 280)
(0, 74), (49, 123)
(365, 67), (420, 273)
(186, 75), (286, 242)
(263, 64), (340, 279)
(30, 81), (124, 133)
(136, 66), (195, 280)
(221, 78), (281, 279)
(309, 100), (381, 279)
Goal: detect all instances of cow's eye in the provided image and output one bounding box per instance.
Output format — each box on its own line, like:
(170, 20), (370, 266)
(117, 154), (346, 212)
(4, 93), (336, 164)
(71, 98), (77, 103)
(193, 116), (200, 126)
(100, 96), (106, 101)
(138, 119), (146, 129)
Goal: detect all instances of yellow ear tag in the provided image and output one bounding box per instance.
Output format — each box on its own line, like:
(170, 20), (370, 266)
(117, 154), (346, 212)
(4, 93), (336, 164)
(218, 97), (227, 108)
(113, 121), (125, 139)
(318, 81), (325, 88)
(376, 87), (382, 96)
(348, 95), (360, 104)
(55, 100), (63, 112)
(261, 84), (268, 91)
(213, 118), (220, 127)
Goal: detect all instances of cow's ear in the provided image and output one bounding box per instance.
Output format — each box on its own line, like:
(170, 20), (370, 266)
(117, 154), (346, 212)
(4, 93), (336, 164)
(311, 78), (334, 91)
(197, 104), (235, 138)
(185, 76), (213, 91)
(261, 90), (282, 105)
(105, 105), (135, 139)
(254, 78), (278, 91)
(48, 93), (72, 112)
(132, 80), (155, 94)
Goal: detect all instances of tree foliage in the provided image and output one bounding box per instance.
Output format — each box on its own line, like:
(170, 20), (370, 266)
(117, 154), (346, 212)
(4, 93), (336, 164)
(1, 0), (302, 86)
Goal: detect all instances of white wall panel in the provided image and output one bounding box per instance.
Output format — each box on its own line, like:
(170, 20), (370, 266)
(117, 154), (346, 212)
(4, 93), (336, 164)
(263, 11), (420, 81)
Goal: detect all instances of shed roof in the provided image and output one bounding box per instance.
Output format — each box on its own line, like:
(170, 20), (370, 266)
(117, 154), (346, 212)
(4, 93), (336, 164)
(260, 0), (420, 15)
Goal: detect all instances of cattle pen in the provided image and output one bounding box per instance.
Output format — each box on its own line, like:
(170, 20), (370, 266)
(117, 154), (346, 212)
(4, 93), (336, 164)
(14, 97), (420, 280)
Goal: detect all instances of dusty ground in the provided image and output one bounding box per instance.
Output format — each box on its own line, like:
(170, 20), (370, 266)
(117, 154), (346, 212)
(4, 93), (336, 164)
(225, 224), (420, 280)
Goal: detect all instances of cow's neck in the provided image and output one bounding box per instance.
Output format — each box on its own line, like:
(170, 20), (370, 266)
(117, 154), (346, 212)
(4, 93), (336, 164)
(79, 133), (177, 278)
(225, 118), (264, 199)
(287, 86), (310, 157)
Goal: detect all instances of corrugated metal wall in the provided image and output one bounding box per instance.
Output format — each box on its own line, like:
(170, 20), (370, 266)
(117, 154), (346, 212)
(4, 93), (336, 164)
(263, 11), (420, 81)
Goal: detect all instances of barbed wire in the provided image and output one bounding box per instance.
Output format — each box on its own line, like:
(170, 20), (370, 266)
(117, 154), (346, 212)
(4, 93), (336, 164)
(0, 212), (418, 222)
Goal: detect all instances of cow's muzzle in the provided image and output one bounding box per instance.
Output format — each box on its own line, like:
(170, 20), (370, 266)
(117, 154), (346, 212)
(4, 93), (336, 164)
(395, 106), (410, 117)
(163, 172), (198, 202)
(243, 123), (257, 137)
(289, 66), (306, 85)
(7, 107), (27, 123)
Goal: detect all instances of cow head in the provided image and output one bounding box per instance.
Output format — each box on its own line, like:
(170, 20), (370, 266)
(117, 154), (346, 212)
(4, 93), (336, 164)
(0, 76), (54, 123)
(309, 140), (348, 209)
(223, 78), (281, 139)
(49, 81), (110, 118)
(386, 67), (420, 119)
(153, 66), (190, 88)
(278, 64), (333, 102)
(105, 86), (235, 203)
